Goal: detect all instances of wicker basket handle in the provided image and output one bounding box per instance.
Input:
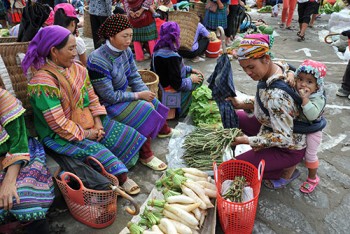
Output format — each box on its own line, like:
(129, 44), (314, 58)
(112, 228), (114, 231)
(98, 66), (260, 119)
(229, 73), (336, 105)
(111, 186), (140, 215)
(324, 33), (341, 44)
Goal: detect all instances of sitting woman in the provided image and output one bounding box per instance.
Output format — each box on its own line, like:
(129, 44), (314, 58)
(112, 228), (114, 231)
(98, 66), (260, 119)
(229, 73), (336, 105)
(0, 88), (54, 233)
(178, 22), (210, 63)
(151, 21), (204, 118)
(54, 3), (87, 66)
(87, 15), (174, 171)
(228, 34), (307, 189)
(22, 25), (146, 195)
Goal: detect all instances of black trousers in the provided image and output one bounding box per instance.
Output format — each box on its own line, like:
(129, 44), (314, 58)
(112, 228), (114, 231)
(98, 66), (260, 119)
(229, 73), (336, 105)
(178, 37), (210, 59)
(341, 60), (350, 91)
(225, 4), (239, 38)
(90, 14), (108, 49)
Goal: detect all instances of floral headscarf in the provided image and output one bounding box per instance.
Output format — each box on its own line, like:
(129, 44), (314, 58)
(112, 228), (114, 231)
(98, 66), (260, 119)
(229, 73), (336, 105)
(237, 34), (274, 60)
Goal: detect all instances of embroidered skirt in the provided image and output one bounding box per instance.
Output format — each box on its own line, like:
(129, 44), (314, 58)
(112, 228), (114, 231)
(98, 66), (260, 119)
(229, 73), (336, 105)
(204, 5), (228, 30)
(132, 22), (158, 42)
(0, 137), (55, 223)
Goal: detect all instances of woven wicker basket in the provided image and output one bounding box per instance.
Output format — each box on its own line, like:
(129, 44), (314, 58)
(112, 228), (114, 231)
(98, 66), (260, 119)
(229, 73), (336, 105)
(138, 70), (159, 98)
(0, 37), (17, 43)
(83, 6), (92, 38)
(0, 42), (36, 135)
(168, 11), (200, 51)
(190, 2), (206, 20)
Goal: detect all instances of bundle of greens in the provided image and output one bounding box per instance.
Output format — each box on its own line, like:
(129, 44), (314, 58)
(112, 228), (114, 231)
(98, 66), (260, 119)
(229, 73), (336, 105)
(222, 176), (247, 203)
(182, 127), (242, 170)
(188, 86), (222, 127)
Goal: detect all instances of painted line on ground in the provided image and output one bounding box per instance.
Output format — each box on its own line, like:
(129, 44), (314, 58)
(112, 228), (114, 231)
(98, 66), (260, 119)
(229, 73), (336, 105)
(273, 58), (348, 65)
(326, 104), (350, 110)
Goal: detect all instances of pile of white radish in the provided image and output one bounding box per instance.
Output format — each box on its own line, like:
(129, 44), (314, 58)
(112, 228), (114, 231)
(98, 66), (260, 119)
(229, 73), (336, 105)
(128, 168), (218, 234)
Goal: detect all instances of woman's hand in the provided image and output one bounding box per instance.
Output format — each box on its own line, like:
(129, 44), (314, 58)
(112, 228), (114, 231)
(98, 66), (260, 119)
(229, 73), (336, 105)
(135, 8), (145, 17)
(285, 71), (295, 87)
(231, 135), (249, 147)
(93, 116), (105, 141)
(0, 164), (20, 210)
(137, 91), (156, 102)
(217, 0), (224, 9)
(85, 128), (105, 141)
(226, 96), (242, 108)
(191, 68), (203, 78)
(129, 11), (136, 18)
(190, 74), (203, 84)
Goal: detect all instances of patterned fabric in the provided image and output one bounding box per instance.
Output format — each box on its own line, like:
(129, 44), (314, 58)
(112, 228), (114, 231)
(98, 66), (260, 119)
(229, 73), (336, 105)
(132, 22), (158, 42)
(87, 44), (169, 139)
(204, 5), (228, 30)
(251, 70), (306, 150)
(0, 128), (54, 223)
(237, 34), (273, 60)
(21, 25), (71, 73)
(98, 14), (133, 40)
(88, 0), (113, 16)
(28, 61), (106, 143)
(43, 115), (146, 175)
(208, 54), (239, 128)
(0, 89), (26, 145)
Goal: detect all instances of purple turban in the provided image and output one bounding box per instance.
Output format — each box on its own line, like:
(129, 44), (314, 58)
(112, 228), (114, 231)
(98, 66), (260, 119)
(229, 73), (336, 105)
(154, 21), (180, 52)
(21, 25), (71, 73)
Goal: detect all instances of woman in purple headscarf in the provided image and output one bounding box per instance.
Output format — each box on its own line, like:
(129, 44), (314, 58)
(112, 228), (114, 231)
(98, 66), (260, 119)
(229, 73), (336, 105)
(151, 21), (204, 117)
(22, 25), (146, 195)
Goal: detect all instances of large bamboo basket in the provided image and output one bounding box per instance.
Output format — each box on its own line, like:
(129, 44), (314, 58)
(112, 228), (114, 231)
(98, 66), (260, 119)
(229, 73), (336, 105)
(0, 42), (36, 135)
(190, 1), (206, 20)
(83, 6), (92, 38)
(168, 11), (200, 51)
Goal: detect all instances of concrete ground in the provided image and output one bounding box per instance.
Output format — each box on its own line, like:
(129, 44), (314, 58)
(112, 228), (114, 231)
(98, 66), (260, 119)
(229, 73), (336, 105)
(49, 10), (350, 234)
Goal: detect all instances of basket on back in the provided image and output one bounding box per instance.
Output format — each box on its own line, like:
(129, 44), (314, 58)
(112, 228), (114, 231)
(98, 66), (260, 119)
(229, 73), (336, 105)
(168, 11), (199, 51)
(0, 42), (35, 134)
(189, 2), (206, 21)
(83, 6), (92, 38)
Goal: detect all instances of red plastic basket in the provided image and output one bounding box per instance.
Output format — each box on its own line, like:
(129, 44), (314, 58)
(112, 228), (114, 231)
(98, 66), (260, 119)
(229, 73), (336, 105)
(214, 160), (265, 234)
(54, 157), (139, 229)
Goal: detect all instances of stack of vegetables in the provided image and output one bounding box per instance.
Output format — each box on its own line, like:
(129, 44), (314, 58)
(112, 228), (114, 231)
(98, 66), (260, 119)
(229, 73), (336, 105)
(188, 86), (222, 127)
(257, 5), (272, 13)
(127, 168), (217, 234)
(182, 127), (242, 170)
(320, 0), (345, 14)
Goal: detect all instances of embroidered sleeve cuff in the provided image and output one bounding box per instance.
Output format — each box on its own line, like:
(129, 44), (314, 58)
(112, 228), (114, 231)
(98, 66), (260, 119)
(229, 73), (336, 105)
(2, 153), (29, 170)
(179, 78), (192, 91)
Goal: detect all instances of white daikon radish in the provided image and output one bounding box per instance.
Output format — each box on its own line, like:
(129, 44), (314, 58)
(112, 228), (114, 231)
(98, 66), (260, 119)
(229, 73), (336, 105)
(182, 168), (208, 178)
(184, 173), (208, 182)
(160, 218), (177, 234)
(168, 219), (193, 234)
(199, 209), (207, 228)
(204, 188), (217, 198)
(152, 225), (164, 233)
(164, 204), (199, 226)
(158, 223), (167, 234)
(184, 181), (214, 208)
(196, 180), (217, 191)
(191, 229), (200, 234)
(143, 231), (162, 234)
(192, 207), (201, 221)
(171, 203), (200, 212)
(181, 185), (207, 210)
(166, 195), (195, 204)
(163, 209), (199, 230)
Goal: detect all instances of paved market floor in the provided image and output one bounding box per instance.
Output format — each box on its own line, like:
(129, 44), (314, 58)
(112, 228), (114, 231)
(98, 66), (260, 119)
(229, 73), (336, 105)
(49, 10), (350, 234)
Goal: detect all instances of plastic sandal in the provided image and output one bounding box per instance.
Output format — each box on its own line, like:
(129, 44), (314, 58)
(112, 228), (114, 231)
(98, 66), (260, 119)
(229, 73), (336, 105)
(121, 178), (140, 195)
(263, 169), (301, 190)
(300, 175), (320, 194)
(297, 32), (305, 42)
(140, 156), (167, 171)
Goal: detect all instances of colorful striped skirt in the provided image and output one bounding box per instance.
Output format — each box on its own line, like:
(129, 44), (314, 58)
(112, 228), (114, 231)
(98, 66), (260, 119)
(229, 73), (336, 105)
(0, 137), (54, 223)
(106, 99), (169, 139)
(43, 116), (146, 176)
(132, 22), (158, 42)
(204, 5), (228, 30)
